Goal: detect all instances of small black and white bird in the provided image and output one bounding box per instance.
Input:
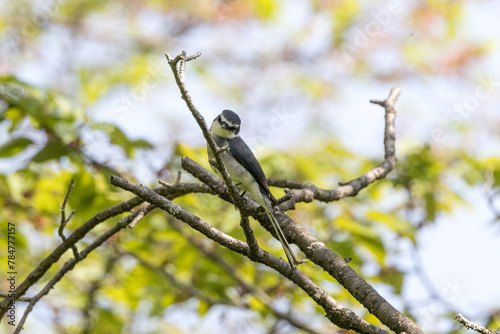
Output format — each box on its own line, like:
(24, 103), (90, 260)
(208, 109), (298, 267)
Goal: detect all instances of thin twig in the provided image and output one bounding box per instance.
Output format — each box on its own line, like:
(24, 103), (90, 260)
(158, 179), (172, 187)
(14, 206), (155, 333)
(240, 214), (259, 259)
(0, 182), (213, 318)
(455, 313), (497, 334)
(178, 87), (422, 334)
(58, 179), (79, 260)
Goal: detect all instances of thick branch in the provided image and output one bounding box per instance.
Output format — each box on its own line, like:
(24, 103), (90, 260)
(258, 210), (422, 334)
(178, 87), (421, 333)
(165, 216), (331, 334)
(182, 153), (421, 333)
(111, 175), (388, 334)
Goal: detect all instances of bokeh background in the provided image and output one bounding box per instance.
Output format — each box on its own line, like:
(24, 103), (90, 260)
(1, 0), (500, 333)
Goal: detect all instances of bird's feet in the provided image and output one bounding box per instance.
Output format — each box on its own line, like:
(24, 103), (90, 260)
(234, 183), (246, 198)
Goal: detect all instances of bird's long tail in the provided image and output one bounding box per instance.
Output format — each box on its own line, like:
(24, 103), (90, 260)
(263, 196), (298, 267)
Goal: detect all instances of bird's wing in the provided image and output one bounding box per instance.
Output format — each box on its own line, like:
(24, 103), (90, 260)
(228, 136), (278, 206)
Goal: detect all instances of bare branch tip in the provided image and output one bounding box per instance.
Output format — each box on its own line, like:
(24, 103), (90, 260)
(455, 313), (493, 334)
(387, 87), (402, 105)
(369, 99), (384, 106)
(370, 87), (401, 108)
(186, 52), (202, 61)
(159, 179), (172, 187)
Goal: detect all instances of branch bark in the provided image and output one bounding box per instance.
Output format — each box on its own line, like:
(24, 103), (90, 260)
(183, 155), (422, 334)
(0, 182), (212, 320)
(111, 175), (389, 334)
(163, 215), (333, 334)
(162, 50), (421, 333)
(455, 314), (500, 334)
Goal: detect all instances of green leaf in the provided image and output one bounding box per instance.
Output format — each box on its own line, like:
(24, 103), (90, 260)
(31, 140), (69, 163)
(0, 137), (33, 157)
(5, 107), (25, 132)
(131, 139), (153, 149)
(91, 122), (152, 157)
(255, 0), (277, 19)
(379, 266), (404, 294)
(366, 211), (415, 240)
(198, 300), (211, 316)
(92, 308), (124, 333)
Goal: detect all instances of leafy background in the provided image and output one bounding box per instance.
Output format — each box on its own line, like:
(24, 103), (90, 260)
(1, 0), (500, 333)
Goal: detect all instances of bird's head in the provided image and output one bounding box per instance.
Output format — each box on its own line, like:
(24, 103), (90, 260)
(210, 109), (241, 139)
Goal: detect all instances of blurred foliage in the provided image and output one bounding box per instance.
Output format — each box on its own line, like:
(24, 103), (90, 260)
(1, 0), (499, 333)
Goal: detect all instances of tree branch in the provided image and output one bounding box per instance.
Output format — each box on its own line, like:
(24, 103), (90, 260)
(164, 215), (333, 334)
(0, 293), (31, 302)
(58, 179), (79, 260)
(181, 153), (421, 333)
(110, 175), (389, 334)
(268, 87), (400, 204)
(13, 205), (154, 333)
(455, 314), (500, 334)
(239, 214), (260, 259)
(257, 210), (423, 334)
(0, 182), (211, 319)
(165, 51), (245, 211)
(174, 83), (421, 333)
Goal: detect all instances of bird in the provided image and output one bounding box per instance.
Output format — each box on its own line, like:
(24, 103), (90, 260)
(207, 109), (298, 268)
